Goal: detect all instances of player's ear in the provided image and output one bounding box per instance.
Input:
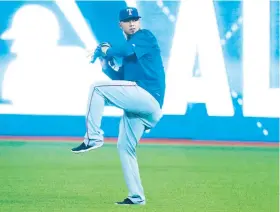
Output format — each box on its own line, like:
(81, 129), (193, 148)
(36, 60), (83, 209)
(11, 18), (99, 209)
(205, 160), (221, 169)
(119, 22), (123, 30)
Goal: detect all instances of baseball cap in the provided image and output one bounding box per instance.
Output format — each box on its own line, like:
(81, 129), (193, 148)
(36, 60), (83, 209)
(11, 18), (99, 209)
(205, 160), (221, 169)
(119, 7), (141, 22)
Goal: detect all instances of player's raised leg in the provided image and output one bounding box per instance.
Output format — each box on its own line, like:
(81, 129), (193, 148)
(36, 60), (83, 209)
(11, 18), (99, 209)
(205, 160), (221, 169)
(115, 112), (146, 205)
(71, 80), (161, 153)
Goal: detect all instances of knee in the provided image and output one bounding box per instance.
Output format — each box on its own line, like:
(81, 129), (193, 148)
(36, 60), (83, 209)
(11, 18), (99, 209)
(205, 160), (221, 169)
(149, 110), (162, 128)
(89, 82), (104, 96)
(89, 81), (101, 92)
(90, 81), (110, 89)
(153, 110), (163, 123)
(89, 83), (96, 94)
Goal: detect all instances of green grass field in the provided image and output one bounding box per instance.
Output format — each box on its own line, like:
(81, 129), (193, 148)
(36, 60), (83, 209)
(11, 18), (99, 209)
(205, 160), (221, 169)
(0, 141), (279, 212)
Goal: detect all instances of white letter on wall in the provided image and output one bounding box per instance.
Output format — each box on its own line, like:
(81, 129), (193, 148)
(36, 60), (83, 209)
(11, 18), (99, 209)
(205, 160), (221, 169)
(243, 0), (280, 117)
(163, 0), (234, 116)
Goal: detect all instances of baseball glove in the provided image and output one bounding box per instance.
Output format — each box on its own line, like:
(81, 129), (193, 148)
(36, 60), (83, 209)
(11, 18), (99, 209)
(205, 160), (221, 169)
(90, 42), (112, 64)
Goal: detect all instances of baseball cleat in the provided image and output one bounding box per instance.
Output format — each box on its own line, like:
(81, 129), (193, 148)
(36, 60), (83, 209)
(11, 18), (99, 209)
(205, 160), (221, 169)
(115, 198), (145, 205)
(71, 141), (103, 153)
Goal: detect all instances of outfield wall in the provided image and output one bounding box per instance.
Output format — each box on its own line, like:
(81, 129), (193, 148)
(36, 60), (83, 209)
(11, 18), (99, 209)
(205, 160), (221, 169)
(0, 1), (279, 143)
(1, 108), (279, 142)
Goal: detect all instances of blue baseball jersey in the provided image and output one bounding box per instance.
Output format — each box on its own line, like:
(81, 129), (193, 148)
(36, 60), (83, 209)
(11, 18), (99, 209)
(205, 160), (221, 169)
(104, 29), (166, 108)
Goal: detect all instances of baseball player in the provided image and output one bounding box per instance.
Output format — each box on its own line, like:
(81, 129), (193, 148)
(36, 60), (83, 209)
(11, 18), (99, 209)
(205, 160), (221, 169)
(71, 7), (166, 205)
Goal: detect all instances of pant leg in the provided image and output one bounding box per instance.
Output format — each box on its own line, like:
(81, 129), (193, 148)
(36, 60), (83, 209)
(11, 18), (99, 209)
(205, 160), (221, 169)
(117, 112), (146, 204)
(84, 80), (161, 146)
(83, 82), (106, 143)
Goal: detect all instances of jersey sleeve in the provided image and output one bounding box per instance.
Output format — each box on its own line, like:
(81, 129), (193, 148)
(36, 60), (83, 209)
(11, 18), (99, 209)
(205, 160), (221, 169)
(105, 30), (158, 59)
(130, 29), (158, 59)
(106, 43), (134, 58)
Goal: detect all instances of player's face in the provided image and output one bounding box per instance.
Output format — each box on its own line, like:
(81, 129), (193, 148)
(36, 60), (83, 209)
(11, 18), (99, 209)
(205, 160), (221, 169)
(120, 18), (140, 35)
